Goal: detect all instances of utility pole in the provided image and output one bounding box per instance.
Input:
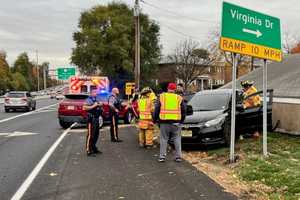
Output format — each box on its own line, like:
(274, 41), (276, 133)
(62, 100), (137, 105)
(43, 65), (47, 90)
(134, 0), (140, 91)
(36, 50), (39, 91)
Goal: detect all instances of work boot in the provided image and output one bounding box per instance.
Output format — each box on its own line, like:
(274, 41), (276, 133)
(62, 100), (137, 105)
(93, 149), (102, 154)
(174, 157), (183, 162)
(158, 157), (165, 162)
(87, 152), (96, 157)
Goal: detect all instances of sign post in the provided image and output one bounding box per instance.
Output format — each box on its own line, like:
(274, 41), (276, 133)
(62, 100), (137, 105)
(57, 68), (76, 80)
(220, 2), (282, 161)
(230, 53), (237, 163)
(263, 59), (268, 156)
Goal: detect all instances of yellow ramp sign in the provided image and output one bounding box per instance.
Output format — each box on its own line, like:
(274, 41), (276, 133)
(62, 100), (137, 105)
(220, 37), (282, 62)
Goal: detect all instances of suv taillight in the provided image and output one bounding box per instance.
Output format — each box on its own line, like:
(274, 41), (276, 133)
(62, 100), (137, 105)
(21, 98), (27, 102)
(4, 98), (9, 103)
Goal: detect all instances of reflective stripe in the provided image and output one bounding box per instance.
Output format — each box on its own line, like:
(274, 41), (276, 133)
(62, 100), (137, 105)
(138, 98), (152, 120)
(86, 123), (92, 152)
(159, 93), (182, 120)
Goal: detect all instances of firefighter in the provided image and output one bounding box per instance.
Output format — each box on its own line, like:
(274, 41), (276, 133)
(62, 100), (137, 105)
(83, 89), (103, 156)
(241, 80), (262, 138)
(138, 87), (156, 148)
(153, 83), (186, 162)
(108, 87), (123, 142)
(241, 80), (261, 109)
(176, 83), (184, 96)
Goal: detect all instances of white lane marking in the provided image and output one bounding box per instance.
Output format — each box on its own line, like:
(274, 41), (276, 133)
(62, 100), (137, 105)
(68, 129), (86, 133)
(68, 124), (136, 134)
(7, 132), (40, 137)
(0, 132), (40, 137)
(0, 103), (58, 124)
(10, 122), (77, 200)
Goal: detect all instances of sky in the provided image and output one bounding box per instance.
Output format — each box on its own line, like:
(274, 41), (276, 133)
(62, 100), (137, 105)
(1, 0), (299, 70)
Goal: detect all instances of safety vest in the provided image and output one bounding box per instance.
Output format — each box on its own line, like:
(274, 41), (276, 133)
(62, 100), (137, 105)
(243, 86), (261, 109)
(138, 98), (152, 120)
(159, 93), (182, 120)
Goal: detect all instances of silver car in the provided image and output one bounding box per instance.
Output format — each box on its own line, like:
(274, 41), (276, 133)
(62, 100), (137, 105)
(4, 91), (36, 112)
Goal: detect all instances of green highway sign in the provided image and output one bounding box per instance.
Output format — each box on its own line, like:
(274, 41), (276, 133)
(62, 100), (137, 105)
(57, 68), (76, 80)
(220, 2), (282, 62)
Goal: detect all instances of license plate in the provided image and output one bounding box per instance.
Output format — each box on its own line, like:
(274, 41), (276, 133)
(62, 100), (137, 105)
(181, 130), (193, 137)
(67, 106), (75, 110)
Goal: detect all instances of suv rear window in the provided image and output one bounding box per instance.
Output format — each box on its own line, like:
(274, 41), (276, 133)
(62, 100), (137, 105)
(65, 94), (88, 100)
(7, 93), (25, 98)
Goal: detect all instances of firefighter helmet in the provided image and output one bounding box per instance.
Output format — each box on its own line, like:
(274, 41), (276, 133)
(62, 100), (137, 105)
(140, 87), (152, 95)
(241, 80), (254, 87)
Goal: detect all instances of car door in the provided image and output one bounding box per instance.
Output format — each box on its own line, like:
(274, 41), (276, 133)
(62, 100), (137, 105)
(236, 90), (273, 133)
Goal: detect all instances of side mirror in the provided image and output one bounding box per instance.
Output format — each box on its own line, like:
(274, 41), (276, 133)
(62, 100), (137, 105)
(186, 105), (193, 116)
(236, 104), (244, 111)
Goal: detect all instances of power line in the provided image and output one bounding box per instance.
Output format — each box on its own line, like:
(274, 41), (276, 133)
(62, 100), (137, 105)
(140, 0), (216, 24)
(159, 22), (204, 41)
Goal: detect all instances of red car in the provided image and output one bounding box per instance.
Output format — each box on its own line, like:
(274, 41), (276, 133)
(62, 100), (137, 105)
(58, 93), (137, 129)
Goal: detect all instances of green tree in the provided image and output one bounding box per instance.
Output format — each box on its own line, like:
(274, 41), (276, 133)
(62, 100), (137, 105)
(12, 52), (34, 90)
(71, 2), (161, 83)
(0, 51), (11, 93)
(10, 72), (30, 91)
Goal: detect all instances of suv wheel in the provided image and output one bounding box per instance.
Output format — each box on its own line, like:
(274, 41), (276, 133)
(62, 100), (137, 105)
(59, 120), (71, 129)
(5, 108), (9, 113)
(25, 106), (30, 112)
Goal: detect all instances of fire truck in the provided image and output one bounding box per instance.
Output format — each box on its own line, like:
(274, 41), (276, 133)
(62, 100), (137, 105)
(69, 76), (109, 94)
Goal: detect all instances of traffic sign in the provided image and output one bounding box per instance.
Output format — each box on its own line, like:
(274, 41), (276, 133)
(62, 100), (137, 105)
(125, 82), (135, 95)
(220, 2), (282, 62)
(57, 68), (75, 80)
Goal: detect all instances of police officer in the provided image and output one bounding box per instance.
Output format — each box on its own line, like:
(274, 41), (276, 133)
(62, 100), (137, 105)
(83, 89), (103, 156)
(153, 83), (186, 162)
(108, 87), (123, 142)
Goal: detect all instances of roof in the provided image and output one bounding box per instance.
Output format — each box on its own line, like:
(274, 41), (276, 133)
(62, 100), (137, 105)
(195, 89), (233, 96)
(222, 54), (300, 98)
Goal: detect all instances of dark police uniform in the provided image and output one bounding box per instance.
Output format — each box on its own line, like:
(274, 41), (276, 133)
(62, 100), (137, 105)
(108, 94), (122, 142)
(85, 96), (102, 154)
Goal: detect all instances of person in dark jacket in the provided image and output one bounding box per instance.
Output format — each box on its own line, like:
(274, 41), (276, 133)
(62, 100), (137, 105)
(83, 89), (103, 156)
(153, 83), (186, 162)
(108, 87), (123, 142)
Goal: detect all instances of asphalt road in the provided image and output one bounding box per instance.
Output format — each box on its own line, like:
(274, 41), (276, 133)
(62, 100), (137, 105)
(0, 99), (237, 200)
(0, 97), (59, 121)
(0, 99), (60, 200)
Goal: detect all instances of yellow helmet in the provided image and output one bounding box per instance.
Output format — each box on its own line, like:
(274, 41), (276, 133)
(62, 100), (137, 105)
(241, 80), (254, 87)
(140, 87), (152, 95)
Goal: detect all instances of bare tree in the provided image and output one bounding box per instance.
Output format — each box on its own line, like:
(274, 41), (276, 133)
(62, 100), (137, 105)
(168, 39), (213, 90)
(282, 31), (300, 54)
(206, 26), (251, 77)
